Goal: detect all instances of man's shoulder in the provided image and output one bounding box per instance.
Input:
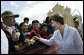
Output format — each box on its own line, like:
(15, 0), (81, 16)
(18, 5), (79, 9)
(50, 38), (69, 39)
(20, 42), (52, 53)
(69, 26), (76, 31)
(66, 25), (77, 33)
(77, 27), (83, 31)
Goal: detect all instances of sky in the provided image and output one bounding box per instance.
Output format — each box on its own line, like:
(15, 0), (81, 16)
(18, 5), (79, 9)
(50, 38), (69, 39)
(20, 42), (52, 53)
(1, 1), (83, 24)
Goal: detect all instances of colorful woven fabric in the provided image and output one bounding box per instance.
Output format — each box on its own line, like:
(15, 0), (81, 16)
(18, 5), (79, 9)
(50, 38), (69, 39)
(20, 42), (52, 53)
(9, 41), (59, 54)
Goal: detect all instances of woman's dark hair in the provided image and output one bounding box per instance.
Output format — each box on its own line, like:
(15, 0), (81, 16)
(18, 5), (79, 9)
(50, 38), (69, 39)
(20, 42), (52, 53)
(50, 15), (64, 25)
(32, 20), (39, 24)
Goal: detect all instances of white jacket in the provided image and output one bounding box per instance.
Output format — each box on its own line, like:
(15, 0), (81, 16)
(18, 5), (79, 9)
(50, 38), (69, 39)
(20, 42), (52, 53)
(1, 29), (9, 54)
(39, 24), (83, 54)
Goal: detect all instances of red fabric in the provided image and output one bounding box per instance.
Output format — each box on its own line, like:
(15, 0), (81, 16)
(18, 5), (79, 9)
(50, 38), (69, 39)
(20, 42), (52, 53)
(41, 31), (49, 40)
(30, 29), (41, 38)
(12, 26), (15, 32)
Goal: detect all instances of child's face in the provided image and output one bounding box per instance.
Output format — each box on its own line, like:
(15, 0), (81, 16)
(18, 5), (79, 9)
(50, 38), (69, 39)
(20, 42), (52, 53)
(24, 20), (29, 24)
(33, 23), (40, 30)
(21, 23), (28, 32)
(42, 26), (48, 32)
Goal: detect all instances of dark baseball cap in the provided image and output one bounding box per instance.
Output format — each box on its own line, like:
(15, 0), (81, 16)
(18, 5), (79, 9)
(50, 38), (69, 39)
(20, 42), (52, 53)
(1, 11), (19, 19)
(74, 20), (79, 23)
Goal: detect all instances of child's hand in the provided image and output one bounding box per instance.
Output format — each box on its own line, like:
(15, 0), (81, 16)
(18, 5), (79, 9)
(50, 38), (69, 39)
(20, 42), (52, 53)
(24, 38), (30, 43)
(24, 38), (31, 46)
(12, 32), (20, 41)
(14, 45), (20, 50)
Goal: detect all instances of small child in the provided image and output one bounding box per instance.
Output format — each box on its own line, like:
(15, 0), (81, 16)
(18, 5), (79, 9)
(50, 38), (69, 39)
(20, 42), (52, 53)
(30, 20), (41, 38)
(40, 23), (49, 40)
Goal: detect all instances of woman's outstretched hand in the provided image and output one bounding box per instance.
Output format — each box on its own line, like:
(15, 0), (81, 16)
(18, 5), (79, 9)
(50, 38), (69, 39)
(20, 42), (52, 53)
(33, 36), (40, 40)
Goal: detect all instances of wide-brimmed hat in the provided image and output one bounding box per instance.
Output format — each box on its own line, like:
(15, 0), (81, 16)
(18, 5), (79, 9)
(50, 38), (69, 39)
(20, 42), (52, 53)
(1, 11), (19, 19)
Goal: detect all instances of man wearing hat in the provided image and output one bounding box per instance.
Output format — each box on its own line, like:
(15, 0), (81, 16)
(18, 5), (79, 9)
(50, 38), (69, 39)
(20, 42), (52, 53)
(74, 18), (83, 40)
(1, 11), (20, 53)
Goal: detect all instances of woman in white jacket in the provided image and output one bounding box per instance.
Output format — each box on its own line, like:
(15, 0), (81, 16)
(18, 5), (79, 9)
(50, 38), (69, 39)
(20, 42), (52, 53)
(34, 14), (83, 54)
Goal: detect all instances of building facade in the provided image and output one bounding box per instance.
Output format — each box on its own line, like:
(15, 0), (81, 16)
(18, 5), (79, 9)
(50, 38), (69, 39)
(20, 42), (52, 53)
(47, 3), (82, 28)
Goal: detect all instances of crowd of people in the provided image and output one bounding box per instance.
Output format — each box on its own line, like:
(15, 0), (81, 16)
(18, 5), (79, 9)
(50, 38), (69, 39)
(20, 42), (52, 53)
(1, 11), (83, 54)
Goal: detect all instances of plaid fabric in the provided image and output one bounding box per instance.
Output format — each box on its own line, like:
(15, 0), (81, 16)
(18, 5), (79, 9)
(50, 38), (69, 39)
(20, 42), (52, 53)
(9, 41), (59, 54)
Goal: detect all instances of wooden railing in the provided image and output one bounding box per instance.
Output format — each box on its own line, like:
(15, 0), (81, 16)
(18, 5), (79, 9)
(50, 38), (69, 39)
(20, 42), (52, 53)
(9, 41), (59, 54)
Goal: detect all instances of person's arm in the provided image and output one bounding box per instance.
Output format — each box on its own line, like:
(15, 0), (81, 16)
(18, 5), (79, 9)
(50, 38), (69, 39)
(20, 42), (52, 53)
(34, 34), (56, 46)
(73, 29), (83, 54)
(48, 34), (53, 38)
